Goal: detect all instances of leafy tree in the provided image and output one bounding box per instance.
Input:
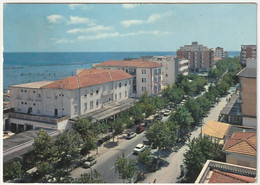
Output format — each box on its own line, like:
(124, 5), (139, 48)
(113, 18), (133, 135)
(169, 106), (194, 138)
(165, 119), (178, 145)
(182, 136), (224, 182)
(130, 104), (144, 123)
(145, 120), (172, 158)
(114, 153), (138, 183)
(137, 148), (152, 167)
(73, 118), (97, 155)
(3, 160), (24, 181)
(110, 117), (125, 142)
(31, 129), (57, 176)
(75, 170), (104, 183)
(55, 130), (82, 169)
(184, 97), (203, 126)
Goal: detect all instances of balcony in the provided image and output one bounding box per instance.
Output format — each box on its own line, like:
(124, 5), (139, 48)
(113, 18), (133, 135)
(9, 112), (69, 124)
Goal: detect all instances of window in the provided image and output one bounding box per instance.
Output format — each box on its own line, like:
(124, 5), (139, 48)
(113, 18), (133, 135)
(125, 91), (127, 97)
(115, 94), (117, 100)
(74, 105), (77, 114)
(125, 81), (127, 86)
(126, 69), (128, 73)
(37, 94), (41, 98)
(96, 100), (99, 107)
(154, 77), (158, 83)
(33, 91), (35, 93)
(21, 102), (24, 104)
(84, 90), (87, 97)
(25, 102), (27, 105)
(96, 89), (99, 94)
(158, 68), (161, 74)
(154, 69), (157, 75)
(119, 92), (121, 99)
(166, 74), (168, 77)
(129, 80), (131, 85)
(84, 103), (87, 111)
(90, 101), (94, 109)
(115, 83), (117, 89)
(24, 90), (27, 92)
(142, 78), (146, 83)
(119, 83), (121, 88)
(33, 103), (36, 106)
(21, 90), (23, 92)
(142, 87), (146, 92)
(142, 69), (146, 74)
(90, 89), (93, 96)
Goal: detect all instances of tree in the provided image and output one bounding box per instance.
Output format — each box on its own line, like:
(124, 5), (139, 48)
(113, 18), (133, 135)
(75, 170), (104, 183)
(145, 120), (172, 158)
(55, 130), (82, 169)
(184, 97), (203, 126)
(137, 148), (153, 168)
(73, 118), (97, 155)
(31, 129), (57, 176)
(114, 153), (137, 183)
(168, 106), (194, 138)
(182, 136), (224, 182)
(165, 119), (178, 145)
(110, 117), (125, 142)
(3, 160), (24, 181)
(129, 104), (144, 123)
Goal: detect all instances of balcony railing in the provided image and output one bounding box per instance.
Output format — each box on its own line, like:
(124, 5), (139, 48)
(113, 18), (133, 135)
(9, 112), (69, 124)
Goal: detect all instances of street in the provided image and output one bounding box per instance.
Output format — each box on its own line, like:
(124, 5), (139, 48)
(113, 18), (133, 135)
(70, 84), (232, 183)
(70, 131), (146, 183)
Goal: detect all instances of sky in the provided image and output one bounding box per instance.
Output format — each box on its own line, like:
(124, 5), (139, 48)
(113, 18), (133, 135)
(3, 3), (257, 52)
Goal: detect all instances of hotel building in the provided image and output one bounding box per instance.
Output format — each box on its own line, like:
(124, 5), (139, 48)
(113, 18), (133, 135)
(93, 60), (163, 98)
(240, 45), (257, 64)
(177, 42), (215, 72)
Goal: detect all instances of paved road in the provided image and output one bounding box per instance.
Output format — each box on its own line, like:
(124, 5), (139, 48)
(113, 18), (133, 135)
(143, 92), (232, 183)
(70, 131), (146, 183)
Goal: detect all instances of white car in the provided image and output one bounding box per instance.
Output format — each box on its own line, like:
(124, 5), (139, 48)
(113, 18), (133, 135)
(126, 132), (137, 139)
(133, 144), (146, 154)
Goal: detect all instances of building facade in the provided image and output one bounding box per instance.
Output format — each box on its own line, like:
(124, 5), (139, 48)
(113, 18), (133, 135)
(240, 45), (257, 64)
(93, 60), (163, 98)
(214, 47), (228, 59)
(150, 56), (188, 87)
(237, 58), (257, 127)
(9, 69), (133, 132)
(177, 42), (215, 72)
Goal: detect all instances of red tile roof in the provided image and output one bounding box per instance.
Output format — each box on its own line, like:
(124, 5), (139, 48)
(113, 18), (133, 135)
(223, 132), (256, 156)
(95, 60), (162, 68)
(209, 169), (256, 183)
(42, 69), (133, 90)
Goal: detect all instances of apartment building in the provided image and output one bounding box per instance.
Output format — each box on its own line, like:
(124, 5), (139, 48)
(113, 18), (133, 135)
(237, 58), (257, 127)
(177, 42), (215, 72)
(93, 60), (163, 98)
(214, 47), (228, 59)
(9, 69), (133, 132)
(150, 56), (188, 87)
(240, 45), (257, 64)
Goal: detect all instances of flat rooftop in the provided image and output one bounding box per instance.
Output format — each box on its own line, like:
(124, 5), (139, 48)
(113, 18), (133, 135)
(220, 93), (241, 116)
(3, 128), (60, 163)
(9, 81), (54, 89)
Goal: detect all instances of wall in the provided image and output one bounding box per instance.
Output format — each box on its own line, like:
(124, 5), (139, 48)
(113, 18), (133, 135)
(241, 78), (256, 118)
(136, 67), (152, 97)
(242, 117), (257, 128)
(226, 152), (256, 168)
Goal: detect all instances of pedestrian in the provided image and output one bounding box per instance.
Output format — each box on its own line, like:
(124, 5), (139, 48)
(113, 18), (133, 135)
(153, 179), (156, 183)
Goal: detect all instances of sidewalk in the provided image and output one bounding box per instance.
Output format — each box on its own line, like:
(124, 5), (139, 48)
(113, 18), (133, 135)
(142, 92), (232, 183)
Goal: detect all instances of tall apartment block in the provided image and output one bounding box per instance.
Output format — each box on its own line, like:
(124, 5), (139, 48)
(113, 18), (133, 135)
(240, 45), (257, 64)
(214, 47), (228, 59)
(177, 42), (215, 72)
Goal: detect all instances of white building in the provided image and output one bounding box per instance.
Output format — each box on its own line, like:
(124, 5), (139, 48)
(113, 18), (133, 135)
(150, 56), (188, 87)
(9, 69), (133, 132)
(93, 60), (163, 98)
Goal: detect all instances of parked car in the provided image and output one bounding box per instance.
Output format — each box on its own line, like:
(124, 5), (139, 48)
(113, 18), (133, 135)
(149, 157), (162, 172)
(82, 157), (97, 168)
(126, 132), (136, 139)
(136, 125), (145, 134)
(133, 144), (146, 154)
(163, 110), (171, 116)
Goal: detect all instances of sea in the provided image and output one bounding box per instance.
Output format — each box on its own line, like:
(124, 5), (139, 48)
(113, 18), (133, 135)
(3, 51), (240, 92)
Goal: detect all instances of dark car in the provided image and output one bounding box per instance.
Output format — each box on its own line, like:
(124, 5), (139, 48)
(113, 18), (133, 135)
(136, 125), (145, 134)
(82, 157), (97, 168)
